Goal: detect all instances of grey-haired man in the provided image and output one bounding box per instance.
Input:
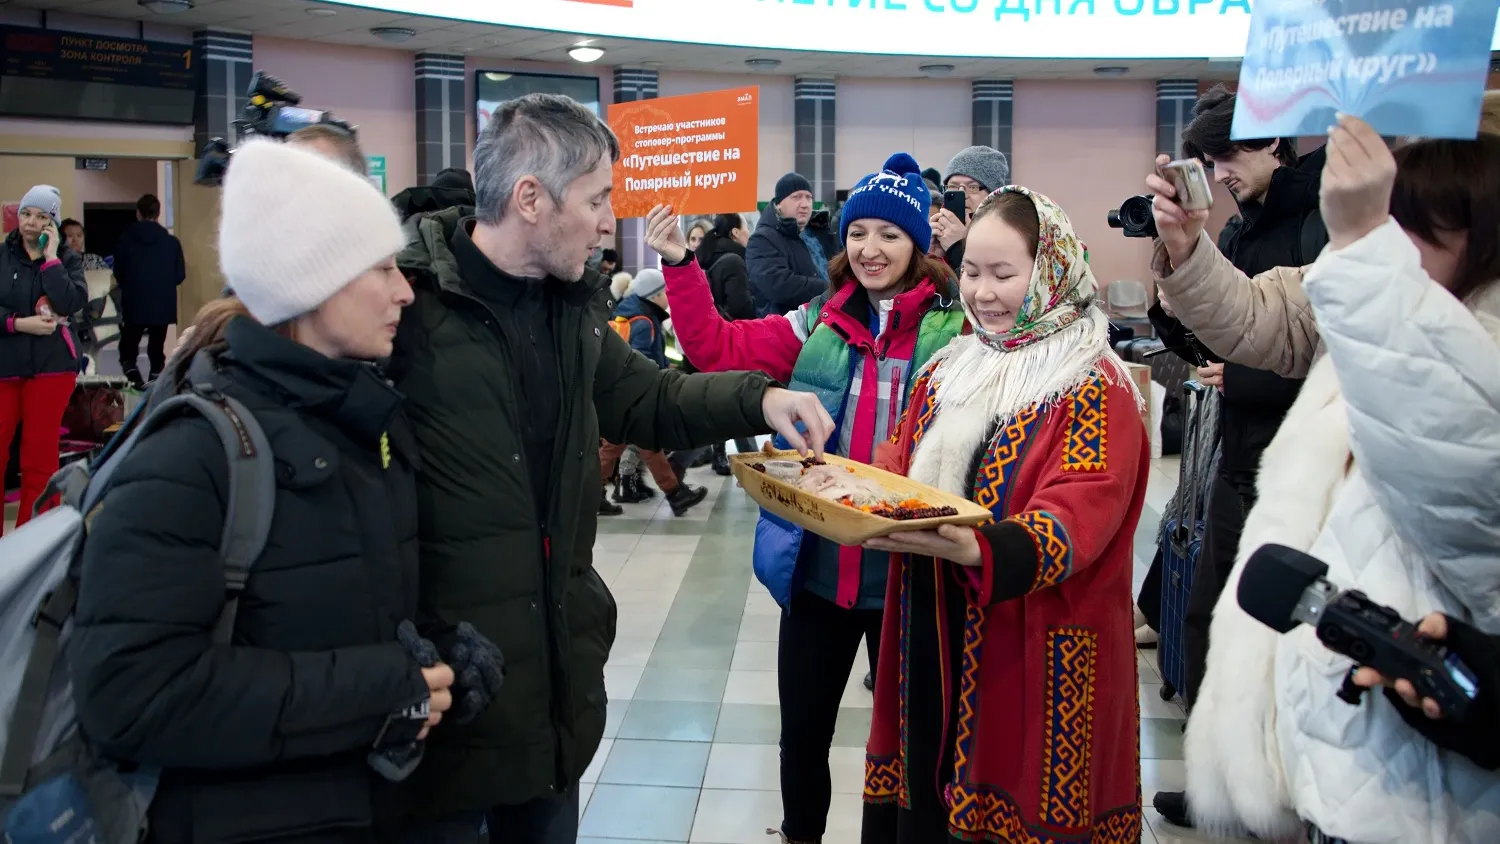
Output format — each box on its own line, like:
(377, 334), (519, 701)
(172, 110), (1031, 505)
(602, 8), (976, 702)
(390, 93), (833, 843)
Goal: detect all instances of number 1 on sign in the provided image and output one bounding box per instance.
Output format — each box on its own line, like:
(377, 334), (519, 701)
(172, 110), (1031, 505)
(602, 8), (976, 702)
(182, 49), (191, 70)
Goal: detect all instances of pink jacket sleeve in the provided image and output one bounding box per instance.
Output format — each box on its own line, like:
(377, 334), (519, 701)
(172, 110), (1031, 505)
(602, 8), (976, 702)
(662, 260), (805, 383)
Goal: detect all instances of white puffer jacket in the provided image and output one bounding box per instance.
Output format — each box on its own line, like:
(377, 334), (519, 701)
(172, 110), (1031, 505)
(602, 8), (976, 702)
(1185, 220), (1500, 844)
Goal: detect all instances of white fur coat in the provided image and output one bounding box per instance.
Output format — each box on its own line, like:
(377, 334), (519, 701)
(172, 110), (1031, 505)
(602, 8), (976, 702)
(1185, 221), (1500, 844)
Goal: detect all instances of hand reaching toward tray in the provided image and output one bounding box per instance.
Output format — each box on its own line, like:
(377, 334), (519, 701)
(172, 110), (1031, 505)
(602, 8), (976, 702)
(762, 388), (834, 460)
(865, 524), (981, 567)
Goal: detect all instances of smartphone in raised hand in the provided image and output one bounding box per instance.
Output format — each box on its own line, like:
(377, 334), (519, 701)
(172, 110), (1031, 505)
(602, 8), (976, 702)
(942, 189), (968, 224)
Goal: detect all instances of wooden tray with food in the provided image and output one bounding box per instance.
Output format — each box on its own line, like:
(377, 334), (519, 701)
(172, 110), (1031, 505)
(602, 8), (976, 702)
(730, 450), (992, 546)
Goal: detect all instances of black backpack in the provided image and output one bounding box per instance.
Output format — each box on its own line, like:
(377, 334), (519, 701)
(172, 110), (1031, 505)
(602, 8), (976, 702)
(0, 353), (275, 844)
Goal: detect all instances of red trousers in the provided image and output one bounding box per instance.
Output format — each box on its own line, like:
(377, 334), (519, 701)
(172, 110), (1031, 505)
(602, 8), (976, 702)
(0, 373), (77, 534)
(600, 441), (679, 494)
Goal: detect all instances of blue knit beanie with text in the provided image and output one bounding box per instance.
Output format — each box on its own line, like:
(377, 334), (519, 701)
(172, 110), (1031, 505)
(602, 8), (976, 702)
(838, 153), (932, 251)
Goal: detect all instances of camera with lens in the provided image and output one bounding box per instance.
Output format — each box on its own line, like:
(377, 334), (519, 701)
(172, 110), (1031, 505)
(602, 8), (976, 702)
(195, 71), (357, 186)
(1107, 194), (1158, 240)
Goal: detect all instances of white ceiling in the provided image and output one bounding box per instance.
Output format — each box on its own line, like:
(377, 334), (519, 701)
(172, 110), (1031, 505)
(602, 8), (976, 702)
(4, 0), (1244, 80)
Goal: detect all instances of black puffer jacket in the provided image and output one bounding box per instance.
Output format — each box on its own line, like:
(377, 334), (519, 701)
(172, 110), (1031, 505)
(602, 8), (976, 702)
(0, 230), (87, 378)
(71, 318), (431, 844)
(746, 204), (825, 317)
(696, 231), (754, 321)
(391, 208), (774, 812)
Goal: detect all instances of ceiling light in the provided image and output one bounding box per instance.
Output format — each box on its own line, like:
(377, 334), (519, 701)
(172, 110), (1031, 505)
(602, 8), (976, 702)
(568, 46), (605, 63)
(306, 7), (337, 16)
(137, 0), (193, 12)
(370, 26), (416, 44)
(1093, 66), (1129, 77)
(919, 63), (955, 77)
(745, 58), (782, 69)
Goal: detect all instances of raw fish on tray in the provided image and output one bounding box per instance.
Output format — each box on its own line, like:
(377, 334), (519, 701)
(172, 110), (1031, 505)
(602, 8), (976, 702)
(794, 465), (890, 507)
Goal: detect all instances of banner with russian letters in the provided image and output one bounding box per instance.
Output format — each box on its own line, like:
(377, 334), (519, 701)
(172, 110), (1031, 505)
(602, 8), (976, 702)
(609, 86), (759, 218)
(1233, 0), (1499, 139)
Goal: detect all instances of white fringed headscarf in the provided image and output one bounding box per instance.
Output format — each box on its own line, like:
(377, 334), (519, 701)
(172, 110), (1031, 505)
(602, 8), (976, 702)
(909, 186), (1139, 496)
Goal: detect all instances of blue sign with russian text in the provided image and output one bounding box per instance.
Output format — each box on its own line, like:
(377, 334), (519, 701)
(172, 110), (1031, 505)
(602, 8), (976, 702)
(1234, 0), (1499, 140)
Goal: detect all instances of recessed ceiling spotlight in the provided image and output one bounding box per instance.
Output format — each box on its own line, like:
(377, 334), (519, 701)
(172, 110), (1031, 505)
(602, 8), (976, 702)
(306, 7), (338, 16)
(568, 45), (605, 63)
(919, 63), (955, 76)
(1093, 66), (1130, 77)
(745, 58), (782, 69)
(137, 0), (193, 12)
(370, 26), (416, 44)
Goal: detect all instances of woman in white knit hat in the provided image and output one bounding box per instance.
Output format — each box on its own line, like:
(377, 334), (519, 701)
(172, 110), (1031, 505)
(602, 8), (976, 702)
(68, 139), (492, 844)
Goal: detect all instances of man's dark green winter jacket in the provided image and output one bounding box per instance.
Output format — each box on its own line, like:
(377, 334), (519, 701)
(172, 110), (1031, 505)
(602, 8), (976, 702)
(390, 208), (774, 813)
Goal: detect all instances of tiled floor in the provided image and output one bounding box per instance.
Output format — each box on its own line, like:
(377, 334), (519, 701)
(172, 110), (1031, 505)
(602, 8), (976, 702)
(3, 452), (1250, 844)
(578, 455), (1251, 844)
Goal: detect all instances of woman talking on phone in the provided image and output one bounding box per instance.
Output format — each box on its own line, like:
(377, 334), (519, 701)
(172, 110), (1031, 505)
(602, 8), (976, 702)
(0, 184), (87, 532)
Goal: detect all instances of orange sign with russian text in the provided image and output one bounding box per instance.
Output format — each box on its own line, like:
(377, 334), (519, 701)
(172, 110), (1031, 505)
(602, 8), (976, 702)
(609, 86), (759, 218)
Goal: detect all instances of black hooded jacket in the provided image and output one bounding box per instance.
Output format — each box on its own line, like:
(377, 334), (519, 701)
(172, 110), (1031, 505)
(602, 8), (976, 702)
(112, 219), (186, 326)
(695, 230), (754, 321)
(70, 318), (429, 843)
(1151, 146), (1329, 494)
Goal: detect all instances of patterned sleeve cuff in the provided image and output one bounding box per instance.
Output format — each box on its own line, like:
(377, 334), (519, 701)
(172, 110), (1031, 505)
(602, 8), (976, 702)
(973, 511), (1073, 604)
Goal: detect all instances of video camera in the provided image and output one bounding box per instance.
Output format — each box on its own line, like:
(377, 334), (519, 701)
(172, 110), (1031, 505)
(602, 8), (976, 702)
(1238, 544), (1481, 720)
(1107, 194), (1158, 240)
(195, 71), (357, 186)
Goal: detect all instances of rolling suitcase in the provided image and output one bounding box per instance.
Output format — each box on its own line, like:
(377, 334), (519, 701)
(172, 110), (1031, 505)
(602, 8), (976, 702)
(1157, 380), (1218, 702)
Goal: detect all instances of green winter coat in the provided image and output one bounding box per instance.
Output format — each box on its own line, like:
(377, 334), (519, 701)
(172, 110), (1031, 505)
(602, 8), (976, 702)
(391, 208), (775, 812)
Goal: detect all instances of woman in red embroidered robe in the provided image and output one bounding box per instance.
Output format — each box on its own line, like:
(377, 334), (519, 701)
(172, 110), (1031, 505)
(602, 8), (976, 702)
(860, 186), (1149, 844)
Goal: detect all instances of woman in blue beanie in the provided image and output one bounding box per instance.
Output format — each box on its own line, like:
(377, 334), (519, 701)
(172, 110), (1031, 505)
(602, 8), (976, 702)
(646, 153), (967, 844)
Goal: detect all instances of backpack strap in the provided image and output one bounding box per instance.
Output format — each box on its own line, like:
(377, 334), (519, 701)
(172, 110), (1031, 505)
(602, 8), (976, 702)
(0, 579), (77, 797)
(627, 315), (655, 343)
(81, 356), (277, 643)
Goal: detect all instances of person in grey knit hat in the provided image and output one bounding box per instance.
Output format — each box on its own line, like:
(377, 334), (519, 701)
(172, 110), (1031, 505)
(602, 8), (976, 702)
(598, 265), (710, 517)
(943, 145), (1012, 196)
(935, 144), (1012, 268)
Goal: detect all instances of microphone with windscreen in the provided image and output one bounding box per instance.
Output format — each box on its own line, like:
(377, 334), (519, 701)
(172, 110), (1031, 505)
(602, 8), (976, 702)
(1237, 543), (1479, 720)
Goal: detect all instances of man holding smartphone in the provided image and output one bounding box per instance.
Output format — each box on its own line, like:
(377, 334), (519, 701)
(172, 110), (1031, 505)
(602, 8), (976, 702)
(1144, 83), (1328, 830)
(932, 145), (1010, 269)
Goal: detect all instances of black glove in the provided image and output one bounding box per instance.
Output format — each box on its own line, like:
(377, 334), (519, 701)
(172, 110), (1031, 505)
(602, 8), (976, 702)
(368, 620), (440, 782)
(1383, 615), (1500, 771)
(445, 622), (505, 725)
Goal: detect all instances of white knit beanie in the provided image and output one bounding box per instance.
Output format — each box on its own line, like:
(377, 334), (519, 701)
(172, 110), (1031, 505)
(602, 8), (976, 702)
(218, 139), (405, 326)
